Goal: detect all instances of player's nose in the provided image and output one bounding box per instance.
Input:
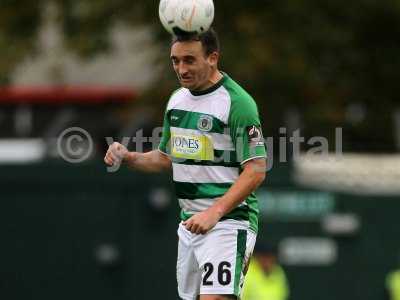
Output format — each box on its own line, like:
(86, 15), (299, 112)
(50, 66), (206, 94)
(177, 63), (189, 76)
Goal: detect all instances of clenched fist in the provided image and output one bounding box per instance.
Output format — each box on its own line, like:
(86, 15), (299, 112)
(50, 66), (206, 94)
(182, 207), (223, 234)
(104, 142), (128, 166)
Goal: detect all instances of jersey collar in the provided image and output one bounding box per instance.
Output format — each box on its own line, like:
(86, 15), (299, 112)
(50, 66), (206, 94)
(189, 72), (227, 96)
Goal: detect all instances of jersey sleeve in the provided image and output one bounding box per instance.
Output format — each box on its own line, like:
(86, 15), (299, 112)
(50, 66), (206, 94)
(158, 89), (183, 155)
(158, 108), (171, 155)
(229, 98), (266, 164)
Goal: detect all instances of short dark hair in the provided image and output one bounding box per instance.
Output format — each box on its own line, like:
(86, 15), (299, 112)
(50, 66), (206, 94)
(254, 242), (277, 255)
(171, 28), (220, 56)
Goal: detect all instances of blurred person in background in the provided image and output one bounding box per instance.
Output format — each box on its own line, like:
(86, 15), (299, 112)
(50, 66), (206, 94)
(104, 28), (267, 300)
(386, 259), (400, 300)
(242, 243), (289, 300)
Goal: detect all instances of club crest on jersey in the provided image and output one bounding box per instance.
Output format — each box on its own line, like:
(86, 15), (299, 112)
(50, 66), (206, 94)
(247, 125), (264, 146)
(197, 115), (213, 132)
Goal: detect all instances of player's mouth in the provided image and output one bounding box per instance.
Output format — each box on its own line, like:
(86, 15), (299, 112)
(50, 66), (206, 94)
(180, 77), (193, 83)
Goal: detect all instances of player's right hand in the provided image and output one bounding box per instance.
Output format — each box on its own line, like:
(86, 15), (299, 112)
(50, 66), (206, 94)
(104, 142), (128, 166)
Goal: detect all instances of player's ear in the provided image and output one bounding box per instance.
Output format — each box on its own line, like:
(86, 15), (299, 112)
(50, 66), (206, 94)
(207, 51), (219, 67)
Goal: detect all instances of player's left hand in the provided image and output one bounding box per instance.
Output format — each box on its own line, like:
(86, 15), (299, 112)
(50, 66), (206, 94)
(183, 207), (222, 234)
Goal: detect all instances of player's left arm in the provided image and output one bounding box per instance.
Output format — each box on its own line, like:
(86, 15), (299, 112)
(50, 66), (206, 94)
(183, 158), (266, 234)
(184, 95), (266, 234)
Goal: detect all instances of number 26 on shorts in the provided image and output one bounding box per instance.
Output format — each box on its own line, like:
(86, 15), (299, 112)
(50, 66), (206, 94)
(202, 261), (232, 286)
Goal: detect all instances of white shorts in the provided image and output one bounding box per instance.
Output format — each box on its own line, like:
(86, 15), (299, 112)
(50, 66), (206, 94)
(177, 220), (257, 300)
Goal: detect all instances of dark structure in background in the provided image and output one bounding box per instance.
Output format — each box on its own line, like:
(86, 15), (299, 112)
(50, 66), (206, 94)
(0, 85), (142, 164)
(0, 85), (136, 139)
(1, 163), (399, 300)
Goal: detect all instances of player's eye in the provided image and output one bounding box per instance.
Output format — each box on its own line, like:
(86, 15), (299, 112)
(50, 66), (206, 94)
(184, 57), (195, 64)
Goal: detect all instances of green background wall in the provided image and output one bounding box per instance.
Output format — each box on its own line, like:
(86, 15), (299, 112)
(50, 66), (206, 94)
(1, 162), (399, 299)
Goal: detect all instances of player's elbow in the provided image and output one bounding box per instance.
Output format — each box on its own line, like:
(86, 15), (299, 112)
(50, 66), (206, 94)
(244, 158), (267, 188)
(252, 158), (267, 187)
(158, 151), (172, 172)
(254, 170), (266, 187)
(160, 159), (172, 172)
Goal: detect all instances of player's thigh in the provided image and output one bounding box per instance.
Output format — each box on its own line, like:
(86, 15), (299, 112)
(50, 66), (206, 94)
(195, 225), (256, 298)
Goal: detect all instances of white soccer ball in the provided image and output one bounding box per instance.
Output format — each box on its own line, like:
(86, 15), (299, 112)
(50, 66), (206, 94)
(159, 0), (215, 35)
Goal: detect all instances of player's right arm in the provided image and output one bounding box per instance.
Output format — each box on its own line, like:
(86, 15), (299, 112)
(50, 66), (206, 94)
(106, 94), (174, 173)
(104, 142), (171, 173)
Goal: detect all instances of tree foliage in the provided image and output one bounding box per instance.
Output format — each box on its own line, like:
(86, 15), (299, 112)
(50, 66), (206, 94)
(0, 0), (41, 83)
(1, 0), (399, 151)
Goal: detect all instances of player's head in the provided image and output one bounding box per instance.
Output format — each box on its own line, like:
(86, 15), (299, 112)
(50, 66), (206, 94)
(254, 243), (278, 272)
(170, 28), (220, 91)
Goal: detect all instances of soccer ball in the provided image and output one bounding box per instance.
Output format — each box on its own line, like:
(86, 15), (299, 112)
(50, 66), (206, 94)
(159, 0), (215, 35)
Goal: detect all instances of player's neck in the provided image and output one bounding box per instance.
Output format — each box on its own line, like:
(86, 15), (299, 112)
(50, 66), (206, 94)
(207, 69), (223, 87)
(195, 70), (223, 92)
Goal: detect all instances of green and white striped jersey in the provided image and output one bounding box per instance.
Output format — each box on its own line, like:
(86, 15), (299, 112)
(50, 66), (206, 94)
(159, 73), (266, 233)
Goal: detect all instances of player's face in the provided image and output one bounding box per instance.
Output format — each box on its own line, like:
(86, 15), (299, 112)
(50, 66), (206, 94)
(170, 40), (217, 91)
(256, 253), (276, 273)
